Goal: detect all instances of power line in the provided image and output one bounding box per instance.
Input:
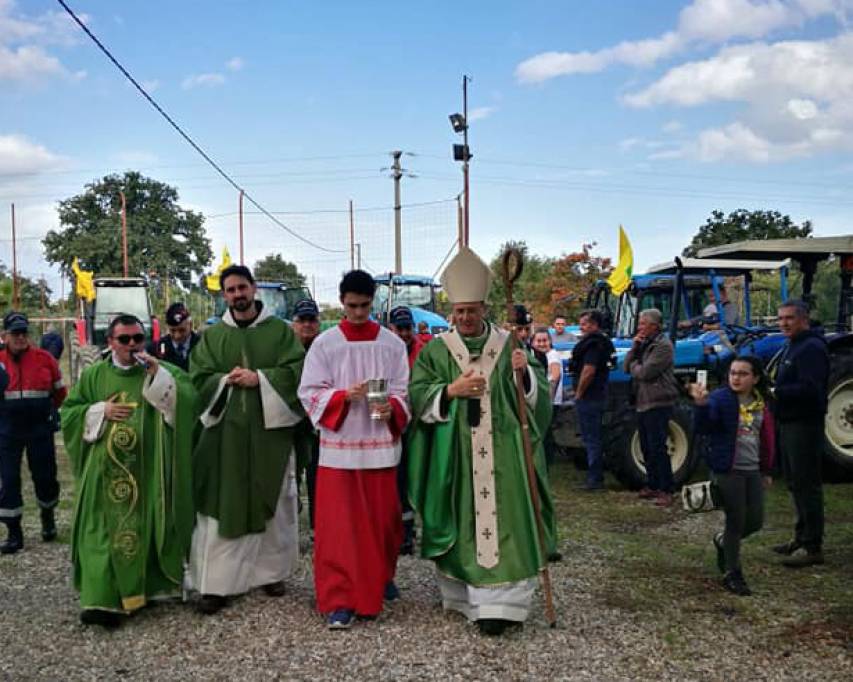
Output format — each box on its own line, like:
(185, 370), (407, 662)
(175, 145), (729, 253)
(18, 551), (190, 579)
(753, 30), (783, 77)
(55, 0), (346, 254)
(206, 198), (457, 220)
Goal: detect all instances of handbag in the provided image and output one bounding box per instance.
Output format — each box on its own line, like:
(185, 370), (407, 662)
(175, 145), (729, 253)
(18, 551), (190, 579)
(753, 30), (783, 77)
(681, 480), (720, 513)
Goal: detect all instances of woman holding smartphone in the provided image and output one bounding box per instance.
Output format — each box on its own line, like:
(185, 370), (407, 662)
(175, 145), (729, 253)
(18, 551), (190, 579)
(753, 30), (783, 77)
(689, 356), (776, 596)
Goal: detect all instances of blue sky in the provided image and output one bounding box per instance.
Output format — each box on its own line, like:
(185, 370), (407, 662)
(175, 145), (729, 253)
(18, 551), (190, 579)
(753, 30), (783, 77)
(3, 0), (853, 303)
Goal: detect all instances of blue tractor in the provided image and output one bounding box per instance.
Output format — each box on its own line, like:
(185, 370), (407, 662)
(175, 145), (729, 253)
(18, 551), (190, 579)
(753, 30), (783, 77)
(372, 274), (450, 334)
(698, 236), (853, 476)
(207, 281), (314, 325)
(553, 257), (790, 488)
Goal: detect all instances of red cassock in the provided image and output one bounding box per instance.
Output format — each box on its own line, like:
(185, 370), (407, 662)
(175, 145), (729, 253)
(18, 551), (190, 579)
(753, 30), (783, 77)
(311, 320), (408, 616)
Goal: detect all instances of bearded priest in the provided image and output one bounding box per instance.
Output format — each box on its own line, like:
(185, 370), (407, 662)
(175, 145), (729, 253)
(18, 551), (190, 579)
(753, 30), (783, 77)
(407, 246), (557, 636)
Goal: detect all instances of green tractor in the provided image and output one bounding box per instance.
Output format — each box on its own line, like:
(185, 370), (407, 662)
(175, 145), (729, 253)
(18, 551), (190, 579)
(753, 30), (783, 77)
(70, 277), (159, 381)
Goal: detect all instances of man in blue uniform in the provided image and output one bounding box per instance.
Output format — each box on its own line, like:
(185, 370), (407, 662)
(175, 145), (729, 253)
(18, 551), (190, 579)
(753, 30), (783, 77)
(0, 312), (67, 554)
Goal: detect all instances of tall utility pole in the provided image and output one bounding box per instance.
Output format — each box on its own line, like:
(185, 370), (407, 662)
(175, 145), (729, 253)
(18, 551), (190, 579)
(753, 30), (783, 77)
(462, 75), (470, 247)
(456, 194), (464, 247)
(356, 243), (362, 269)
(349, 200), (355, 270)
(391, 151), (403, 274)
(238, 189), (245, 264)
(10, 203), (19, 308)
(119, 191), (128, 277)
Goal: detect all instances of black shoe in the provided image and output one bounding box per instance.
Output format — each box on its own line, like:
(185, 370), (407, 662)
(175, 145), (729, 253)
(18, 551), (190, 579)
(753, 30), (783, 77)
(547, 551), (563, 562)
(80, 609), (122, 629)
(0, 520), (23, 555)
(771, 539), (802, 556)
(41, 508), (57, 542)
(383, 581), (400, 601)
(197, 594), (228, 615)
(722, 570), (751, 596)
(477, 618), (510, 636)
(262, 580), (286, 597)
(713, 532), (725, 574)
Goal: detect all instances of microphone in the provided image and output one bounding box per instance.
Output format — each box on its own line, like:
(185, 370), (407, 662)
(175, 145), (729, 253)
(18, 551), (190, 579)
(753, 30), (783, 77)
(131, 352), (150, 370)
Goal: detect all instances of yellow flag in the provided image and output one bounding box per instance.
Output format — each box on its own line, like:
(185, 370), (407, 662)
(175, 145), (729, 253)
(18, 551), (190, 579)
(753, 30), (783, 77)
(606, 225), (634, 295)
(205, 246), (233, 291)
(71, 257), (96, 302)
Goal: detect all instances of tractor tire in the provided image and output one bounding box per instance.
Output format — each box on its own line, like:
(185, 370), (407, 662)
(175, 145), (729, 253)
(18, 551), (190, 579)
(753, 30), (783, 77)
(604, 400), (697, 490)
(72, 344), (103, 382)
(823, 351), (853, 475)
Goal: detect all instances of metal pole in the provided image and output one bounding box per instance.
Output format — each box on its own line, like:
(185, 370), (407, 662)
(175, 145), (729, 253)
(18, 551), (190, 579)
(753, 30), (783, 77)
(11, 203), (19, 308)
(119, 191), (128, 277)
(456, 194), (464, 247)
(239, 189), (245, 265)
(349, 199), (355, 270)
(356, 243), (362, 269)
(462, 75), (470, 247)
(392, 151), (403, 274)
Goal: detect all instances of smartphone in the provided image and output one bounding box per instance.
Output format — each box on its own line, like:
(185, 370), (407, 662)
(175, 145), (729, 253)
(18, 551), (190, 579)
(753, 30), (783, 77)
(696, 370), (708, 389)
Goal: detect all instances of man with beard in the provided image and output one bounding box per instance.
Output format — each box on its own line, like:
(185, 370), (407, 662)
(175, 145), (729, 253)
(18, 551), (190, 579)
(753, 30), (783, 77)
(407, 247), (557, 636)
(187, 265), (305, 614)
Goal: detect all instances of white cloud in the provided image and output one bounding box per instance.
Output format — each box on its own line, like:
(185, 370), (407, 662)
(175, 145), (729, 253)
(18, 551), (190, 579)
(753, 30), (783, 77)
(0, 0), (88, 83)
(662, 120), (684, 133)
(468, 106), (495, 122)
(0, 133), (65, 175)
(225, 57), (245, 72)
(182, 73), (226, 90)
(141, 79), (160, 92)
(787, 97), (819, 119)
(515, 0), (853, 83)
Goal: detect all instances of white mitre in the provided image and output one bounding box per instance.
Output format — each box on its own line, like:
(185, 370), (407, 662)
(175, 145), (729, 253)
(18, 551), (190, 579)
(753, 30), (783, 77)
(440, 246), (492, 304)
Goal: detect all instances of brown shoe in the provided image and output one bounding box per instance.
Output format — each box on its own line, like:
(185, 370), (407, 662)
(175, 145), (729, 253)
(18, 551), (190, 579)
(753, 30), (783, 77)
(781, 550), (825, 569)
(637, 487), (656, 499)
(654, 492), (674, 507)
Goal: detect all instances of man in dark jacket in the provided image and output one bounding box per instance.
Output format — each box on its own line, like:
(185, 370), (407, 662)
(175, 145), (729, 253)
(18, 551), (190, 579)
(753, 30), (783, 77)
(624, 308), (679, 506)
(772, 300), (829, 568)
(570, 309), (614, 491)
(151, 303), (200, 372)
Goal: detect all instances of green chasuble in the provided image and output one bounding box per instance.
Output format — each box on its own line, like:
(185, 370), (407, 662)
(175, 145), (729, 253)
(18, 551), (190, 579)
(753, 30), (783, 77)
(190, 307), (304, 538)
(408, 324), (557, 587)
(61, 361), (197, 612)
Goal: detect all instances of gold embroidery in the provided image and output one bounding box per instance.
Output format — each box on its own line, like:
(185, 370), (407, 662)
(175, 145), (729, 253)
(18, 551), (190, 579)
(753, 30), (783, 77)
(113, 529), (140, 559)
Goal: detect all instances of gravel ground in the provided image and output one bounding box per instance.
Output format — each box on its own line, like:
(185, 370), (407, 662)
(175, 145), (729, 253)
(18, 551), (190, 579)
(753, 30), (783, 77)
(1, 465), (852, 681)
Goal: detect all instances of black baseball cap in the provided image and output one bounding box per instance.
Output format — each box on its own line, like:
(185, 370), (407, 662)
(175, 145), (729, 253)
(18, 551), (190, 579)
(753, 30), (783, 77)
(293, 299), (319, 320)
(390, 306), (414, 327)
(514, 305), (532, 325)
(3, 311), (28, 332)
(166, 303), (190, 327)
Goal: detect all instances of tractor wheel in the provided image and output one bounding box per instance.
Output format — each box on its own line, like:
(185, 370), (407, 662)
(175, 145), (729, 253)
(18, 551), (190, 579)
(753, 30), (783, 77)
(604, 400), (697, 490)
(823, 351), (853, 474)
(72, 344), (103, 382)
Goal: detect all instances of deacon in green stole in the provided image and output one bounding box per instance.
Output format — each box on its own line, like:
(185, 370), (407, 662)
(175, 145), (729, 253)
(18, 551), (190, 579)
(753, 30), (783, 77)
(62, 315), (196, 629)
(407, 247), (557, 637)
(186, 265), (305, 615)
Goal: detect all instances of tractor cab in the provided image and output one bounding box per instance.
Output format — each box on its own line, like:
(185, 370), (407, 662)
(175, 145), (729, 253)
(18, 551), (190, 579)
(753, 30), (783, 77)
(76, 277), (159, 348)
(698, 235), (853, 475)
(372, 274), (449, 334)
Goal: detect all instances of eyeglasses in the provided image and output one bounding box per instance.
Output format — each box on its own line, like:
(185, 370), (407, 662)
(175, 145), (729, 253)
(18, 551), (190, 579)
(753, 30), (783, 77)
(114, 333), (145, 345)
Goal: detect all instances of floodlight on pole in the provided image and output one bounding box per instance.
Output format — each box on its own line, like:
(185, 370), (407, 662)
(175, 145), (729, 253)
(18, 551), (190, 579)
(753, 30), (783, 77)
(448, 75), (472, 246)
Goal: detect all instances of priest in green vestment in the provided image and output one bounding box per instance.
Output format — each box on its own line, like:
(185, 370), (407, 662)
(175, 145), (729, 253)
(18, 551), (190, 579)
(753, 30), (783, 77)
(62, 314), (196, 628)
(186, 265), (305, 615)
(407, 246), (557, 636)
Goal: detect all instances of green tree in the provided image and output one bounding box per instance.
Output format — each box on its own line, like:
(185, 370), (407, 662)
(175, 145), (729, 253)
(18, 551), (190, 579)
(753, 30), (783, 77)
(253, 253), (306, 286)
(682, 209), (813, 257)
(0, 264), (53, 313)
(42, 172), (212, 282)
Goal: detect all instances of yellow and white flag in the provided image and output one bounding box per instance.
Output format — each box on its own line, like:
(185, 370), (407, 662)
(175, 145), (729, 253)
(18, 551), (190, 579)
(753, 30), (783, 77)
(205, 246), (233, 291)
(71, 257), (95, 302)
(606, 225), (633, 295)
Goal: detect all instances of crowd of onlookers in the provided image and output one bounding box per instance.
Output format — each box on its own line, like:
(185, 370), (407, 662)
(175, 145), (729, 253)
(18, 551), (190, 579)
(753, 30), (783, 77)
(510, 298), (829, 596)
